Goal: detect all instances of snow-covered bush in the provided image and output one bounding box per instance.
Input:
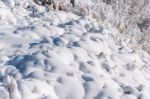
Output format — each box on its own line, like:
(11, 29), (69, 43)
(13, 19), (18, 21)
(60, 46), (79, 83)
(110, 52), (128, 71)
(80, 0), (150, 53)
(34, 0), (72, 11)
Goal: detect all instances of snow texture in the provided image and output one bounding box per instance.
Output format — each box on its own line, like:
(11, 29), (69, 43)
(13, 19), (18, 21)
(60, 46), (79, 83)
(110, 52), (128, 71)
(36, 0), (150, 53)
(0, 0), (150, 99)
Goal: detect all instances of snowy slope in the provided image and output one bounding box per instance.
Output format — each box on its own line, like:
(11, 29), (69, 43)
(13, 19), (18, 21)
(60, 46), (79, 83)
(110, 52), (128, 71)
(0, 0), (150, 99)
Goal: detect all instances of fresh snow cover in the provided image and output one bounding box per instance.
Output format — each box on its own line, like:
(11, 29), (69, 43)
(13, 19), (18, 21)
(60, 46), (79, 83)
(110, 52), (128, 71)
(0, 0), (150, 99)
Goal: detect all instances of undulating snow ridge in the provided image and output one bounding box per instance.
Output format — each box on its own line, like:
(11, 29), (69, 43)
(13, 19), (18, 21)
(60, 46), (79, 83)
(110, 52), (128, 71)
(0, 0), (150, 99)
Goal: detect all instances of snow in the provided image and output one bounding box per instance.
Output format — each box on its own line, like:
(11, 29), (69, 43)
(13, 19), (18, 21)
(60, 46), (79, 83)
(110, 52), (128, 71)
(0, 0), (150, 99)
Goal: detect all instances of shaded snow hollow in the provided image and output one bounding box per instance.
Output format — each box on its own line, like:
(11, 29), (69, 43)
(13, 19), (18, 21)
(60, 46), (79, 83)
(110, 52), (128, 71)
(0, 0), (150, 99)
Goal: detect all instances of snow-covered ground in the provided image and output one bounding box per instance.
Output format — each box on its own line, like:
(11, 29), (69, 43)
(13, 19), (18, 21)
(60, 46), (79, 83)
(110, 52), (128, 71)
(0, 0), (150, 99)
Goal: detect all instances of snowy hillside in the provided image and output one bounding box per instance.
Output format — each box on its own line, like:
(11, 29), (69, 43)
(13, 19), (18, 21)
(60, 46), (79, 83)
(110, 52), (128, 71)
(0, 0), (150, 99)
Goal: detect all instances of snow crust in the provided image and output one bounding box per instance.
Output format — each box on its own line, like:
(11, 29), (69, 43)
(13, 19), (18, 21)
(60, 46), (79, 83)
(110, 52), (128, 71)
(0, 0), (150, 99)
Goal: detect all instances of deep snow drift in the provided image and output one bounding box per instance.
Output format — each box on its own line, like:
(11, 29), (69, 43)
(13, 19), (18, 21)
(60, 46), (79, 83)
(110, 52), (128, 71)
(0, 0), (150, 99)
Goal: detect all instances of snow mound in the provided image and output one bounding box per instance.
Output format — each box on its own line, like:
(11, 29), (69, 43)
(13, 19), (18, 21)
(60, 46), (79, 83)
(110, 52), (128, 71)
(0, 0), (150, 99)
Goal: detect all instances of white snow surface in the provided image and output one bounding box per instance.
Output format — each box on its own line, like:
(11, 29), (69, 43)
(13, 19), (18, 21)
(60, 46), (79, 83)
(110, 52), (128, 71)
(0, 0), (150, 99)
